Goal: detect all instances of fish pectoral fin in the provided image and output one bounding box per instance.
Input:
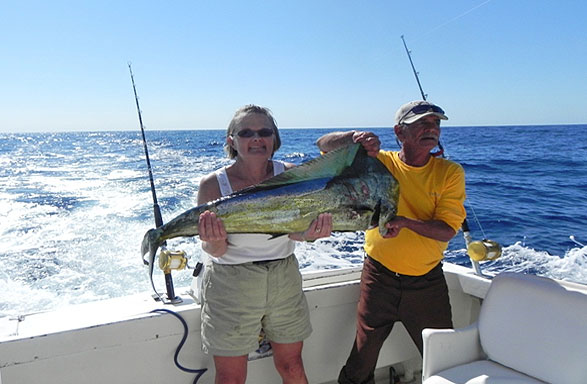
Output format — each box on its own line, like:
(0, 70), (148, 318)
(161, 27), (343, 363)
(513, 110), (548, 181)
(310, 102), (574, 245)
(368, 201), (382, 229)
(268, 233), (288, 239)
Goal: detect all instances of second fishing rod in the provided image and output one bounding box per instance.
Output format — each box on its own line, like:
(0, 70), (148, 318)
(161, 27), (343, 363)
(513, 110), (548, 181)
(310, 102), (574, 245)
(400, 35), (501, 274)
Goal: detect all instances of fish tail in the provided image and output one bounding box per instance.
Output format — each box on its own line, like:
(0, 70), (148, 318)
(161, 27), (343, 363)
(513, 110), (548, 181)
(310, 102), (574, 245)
(139, 228), (163, 297)
(141, 228), (162, 263)
(141, 227), (165, 295)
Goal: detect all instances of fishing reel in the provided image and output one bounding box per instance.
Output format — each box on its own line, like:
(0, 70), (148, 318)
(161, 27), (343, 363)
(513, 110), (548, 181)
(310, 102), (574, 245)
(467, 239), (502, 262)
(155, 247), (204, 304)
(148, 247), (191, 304)
(158, 248), (203, 276)
(158, 249), (189, 273)
(461, 220), (501, 276)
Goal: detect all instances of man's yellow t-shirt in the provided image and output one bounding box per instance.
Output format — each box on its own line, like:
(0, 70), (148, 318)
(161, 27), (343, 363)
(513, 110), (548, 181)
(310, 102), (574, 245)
(364, 151), (466, 276)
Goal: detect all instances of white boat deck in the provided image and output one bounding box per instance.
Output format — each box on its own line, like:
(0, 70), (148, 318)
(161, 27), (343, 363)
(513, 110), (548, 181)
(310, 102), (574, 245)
(0, 263), (489, 384)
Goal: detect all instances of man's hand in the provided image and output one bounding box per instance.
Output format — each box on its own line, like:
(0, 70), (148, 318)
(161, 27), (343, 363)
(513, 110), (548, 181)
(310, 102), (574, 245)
(383, 216), (407, 238)
(352, 131), (380, 157)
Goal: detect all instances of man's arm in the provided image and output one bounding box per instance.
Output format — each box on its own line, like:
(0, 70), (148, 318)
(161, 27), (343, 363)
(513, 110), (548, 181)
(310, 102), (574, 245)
(316, 131), (355, 152)
(384, 216), (457, 242)
(316, 130), (380, 157)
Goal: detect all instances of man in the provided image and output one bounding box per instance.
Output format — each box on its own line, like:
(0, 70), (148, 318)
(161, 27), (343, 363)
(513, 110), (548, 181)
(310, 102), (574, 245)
(316, 100), (467, 384)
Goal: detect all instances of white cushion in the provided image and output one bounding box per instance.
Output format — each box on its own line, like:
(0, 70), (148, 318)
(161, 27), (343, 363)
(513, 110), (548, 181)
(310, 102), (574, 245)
(478, 273), (587, 384)
(422, 325), (485, 380)
(425, 360), (545, 384)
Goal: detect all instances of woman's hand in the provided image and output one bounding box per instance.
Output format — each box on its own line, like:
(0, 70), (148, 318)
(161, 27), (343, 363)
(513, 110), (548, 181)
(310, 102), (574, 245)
(289, 213), (333, 242)
(198, 210), (227, 241)
(198, 210), (228, 256)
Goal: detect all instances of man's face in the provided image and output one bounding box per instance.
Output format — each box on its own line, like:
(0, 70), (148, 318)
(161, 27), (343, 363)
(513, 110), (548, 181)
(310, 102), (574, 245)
(399, 115), (441, 150)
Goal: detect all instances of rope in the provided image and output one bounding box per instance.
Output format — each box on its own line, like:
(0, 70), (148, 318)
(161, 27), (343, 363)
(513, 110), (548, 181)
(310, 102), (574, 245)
(465, 201), (487, 239)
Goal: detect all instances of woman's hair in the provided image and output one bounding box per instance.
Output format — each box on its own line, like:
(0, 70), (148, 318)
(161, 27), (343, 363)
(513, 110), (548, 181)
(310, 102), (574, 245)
(224, 104), (282, 159)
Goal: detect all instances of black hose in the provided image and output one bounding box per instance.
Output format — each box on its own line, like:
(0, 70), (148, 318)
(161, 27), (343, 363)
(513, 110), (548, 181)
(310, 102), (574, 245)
(150, 308), (207, 383)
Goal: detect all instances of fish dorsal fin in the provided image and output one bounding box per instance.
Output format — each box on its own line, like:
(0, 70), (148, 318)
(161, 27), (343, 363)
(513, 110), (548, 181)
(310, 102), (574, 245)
(255, 143), (361, 189)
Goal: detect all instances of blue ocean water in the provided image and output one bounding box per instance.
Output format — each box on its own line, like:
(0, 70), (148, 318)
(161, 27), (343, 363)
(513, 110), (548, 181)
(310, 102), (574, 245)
(1, 126), (586, 318)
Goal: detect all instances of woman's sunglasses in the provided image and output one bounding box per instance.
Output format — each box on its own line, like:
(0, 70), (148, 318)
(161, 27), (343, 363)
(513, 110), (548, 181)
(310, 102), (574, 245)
(235, 128), (275, 138)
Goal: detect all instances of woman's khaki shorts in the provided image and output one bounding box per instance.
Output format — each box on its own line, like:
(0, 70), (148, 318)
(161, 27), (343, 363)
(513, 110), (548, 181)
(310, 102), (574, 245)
(200, 254), (312, 356)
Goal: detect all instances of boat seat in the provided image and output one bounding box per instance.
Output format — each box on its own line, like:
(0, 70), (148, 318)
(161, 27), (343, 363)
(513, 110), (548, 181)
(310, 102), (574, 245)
(421, 272), (587, 384)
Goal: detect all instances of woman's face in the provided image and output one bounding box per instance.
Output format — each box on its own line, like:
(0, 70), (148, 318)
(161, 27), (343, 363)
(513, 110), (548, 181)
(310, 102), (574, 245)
(228, 113), (276, 160)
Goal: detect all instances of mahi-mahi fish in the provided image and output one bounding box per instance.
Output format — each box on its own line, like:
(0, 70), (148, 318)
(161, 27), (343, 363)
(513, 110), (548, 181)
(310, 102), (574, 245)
(141, 143), (399, 289)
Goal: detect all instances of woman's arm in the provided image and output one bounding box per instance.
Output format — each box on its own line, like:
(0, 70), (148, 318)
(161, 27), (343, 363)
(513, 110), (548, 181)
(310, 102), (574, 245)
(197, 174), (228, 257)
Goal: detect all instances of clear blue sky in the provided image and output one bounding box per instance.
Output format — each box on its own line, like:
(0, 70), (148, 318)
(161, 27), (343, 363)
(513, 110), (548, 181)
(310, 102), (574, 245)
(1, 0), (586, 132)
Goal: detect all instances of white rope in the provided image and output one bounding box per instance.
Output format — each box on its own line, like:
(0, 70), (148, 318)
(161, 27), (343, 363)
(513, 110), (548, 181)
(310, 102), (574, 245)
(412, 0), (494, 42)
(466, 201), (487, 239)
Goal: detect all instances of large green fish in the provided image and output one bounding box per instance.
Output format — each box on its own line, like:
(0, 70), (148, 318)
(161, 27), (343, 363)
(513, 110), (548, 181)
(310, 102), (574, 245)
(141, 144), (399, 287)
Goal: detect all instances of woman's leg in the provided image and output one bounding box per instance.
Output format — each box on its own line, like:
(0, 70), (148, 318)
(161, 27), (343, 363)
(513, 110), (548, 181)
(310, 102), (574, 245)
(271, 341), (308, 384)
(213, 355), (248, 384)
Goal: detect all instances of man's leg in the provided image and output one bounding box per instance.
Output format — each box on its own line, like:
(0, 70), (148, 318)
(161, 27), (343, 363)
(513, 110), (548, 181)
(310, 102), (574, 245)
(399, 263), (453, 355)
(339, 256), (401, 384)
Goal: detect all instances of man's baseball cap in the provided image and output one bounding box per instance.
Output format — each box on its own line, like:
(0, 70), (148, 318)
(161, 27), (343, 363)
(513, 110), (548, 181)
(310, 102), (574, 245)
(395, 100), (448, 125)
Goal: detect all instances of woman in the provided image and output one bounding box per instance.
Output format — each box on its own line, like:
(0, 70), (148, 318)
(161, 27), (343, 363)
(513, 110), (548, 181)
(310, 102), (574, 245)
(197, 105), (332, 384)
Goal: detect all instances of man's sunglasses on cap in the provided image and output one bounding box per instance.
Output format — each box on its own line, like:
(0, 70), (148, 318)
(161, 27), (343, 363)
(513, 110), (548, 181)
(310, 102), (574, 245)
(400, 104), (445, 123)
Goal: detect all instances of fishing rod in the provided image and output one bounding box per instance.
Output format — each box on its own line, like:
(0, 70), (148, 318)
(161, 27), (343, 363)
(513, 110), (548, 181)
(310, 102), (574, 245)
(129, 64), (208, 383)
(400, 36), (501, 275)
(128, 62), (185, 303)
(401, 35), (445, 157)
(401, 35), (427, 101)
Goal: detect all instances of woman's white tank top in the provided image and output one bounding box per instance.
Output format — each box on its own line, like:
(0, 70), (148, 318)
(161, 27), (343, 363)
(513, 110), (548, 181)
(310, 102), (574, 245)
(207, 160), (295, 265)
